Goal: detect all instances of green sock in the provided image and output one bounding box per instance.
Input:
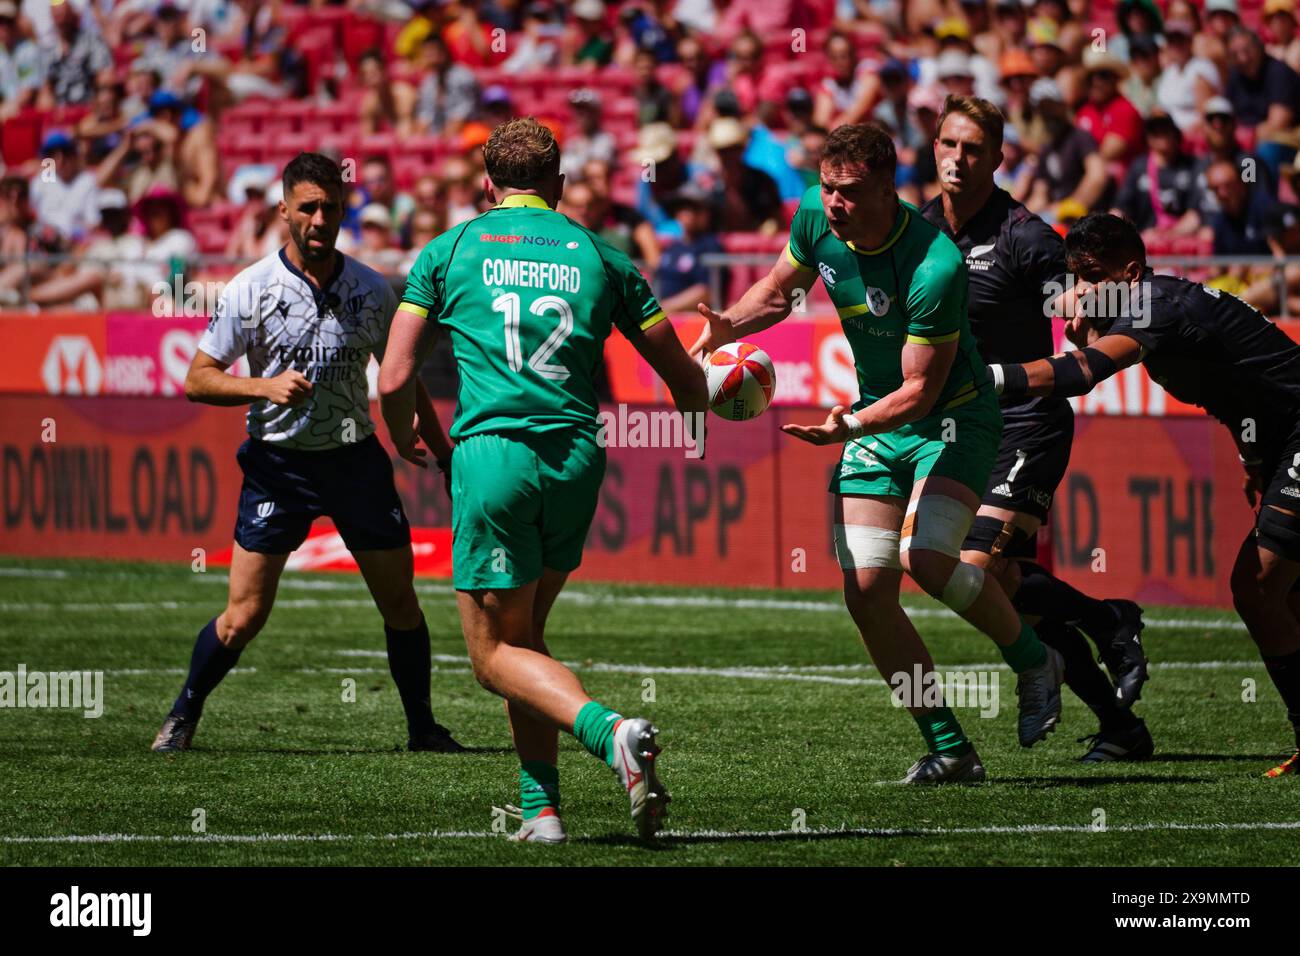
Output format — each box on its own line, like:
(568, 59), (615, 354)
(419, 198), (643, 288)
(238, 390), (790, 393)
(572, 701), (622, 767)
(913, 706), (971, 756)
(519, 761), (560, 820)
(1000, 619), (1049, 673)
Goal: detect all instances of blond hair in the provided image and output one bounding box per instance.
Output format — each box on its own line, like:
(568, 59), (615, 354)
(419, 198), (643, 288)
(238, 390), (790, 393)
(483, 117), (561, 190)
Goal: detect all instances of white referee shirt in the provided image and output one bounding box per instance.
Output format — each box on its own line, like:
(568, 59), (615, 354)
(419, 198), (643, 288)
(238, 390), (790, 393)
(197, 247), (398, 450)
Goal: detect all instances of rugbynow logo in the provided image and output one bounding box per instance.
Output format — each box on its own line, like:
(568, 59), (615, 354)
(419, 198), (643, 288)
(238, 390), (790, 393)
(479, 233), (563, 246)
(596, 404), (706, 460)
(890, 665), (1000, 718)
(50, 887), (151, 936)
(0, 664), (103, 718)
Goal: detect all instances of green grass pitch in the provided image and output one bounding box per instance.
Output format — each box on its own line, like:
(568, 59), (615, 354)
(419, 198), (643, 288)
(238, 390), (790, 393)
(0, 556), (1295, 866)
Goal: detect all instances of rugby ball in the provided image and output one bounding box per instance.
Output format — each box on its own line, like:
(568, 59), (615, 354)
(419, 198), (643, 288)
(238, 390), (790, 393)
(706, 342), (776, 421)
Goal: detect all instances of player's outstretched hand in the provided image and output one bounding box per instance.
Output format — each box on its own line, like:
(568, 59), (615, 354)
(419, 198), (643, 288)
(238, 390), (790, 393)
(394, 414), (429, 469)
(688, 303), (735, 361)
(781, 405), (853, 445)
(262, 369), (313, 406)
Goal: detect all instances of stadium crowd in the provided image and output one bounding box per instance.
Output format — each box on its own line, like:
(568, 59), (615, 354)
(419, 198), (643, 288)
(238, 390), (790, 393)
(1, 0), (1300, 313)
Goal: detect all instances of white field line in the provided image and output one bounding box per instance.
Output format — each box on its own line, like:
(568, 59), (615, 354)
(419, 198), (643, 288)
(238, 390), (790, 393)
(0, 582), (1249, 633)
(4, 820), (1300, 845)
(338, 649), (1264, 676)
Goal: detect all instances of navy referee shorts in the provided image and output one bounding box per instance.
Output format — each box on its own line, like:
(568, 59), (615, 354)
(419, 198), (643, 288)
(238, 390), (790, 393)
(233, 434), (411, 555)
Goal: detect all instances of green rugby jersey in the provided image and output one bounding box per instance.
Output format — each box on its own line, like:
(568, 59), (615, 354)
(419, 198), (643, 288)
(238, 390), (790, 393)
(786, 186), (990, 418)
(399, 194), (666, 440)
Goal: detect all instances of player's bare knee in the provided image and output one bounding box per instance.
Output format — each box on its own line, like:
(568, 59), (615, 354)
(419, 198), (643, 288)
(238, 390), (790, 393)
(379, 588), (422, 631)
(903, 548), (955, 598)
(220, 605), (269, 648)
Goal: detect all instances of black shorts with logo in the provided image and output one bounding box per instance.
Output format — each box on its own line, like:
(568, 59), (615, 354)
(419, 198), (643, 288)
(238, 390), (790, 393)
(1256, 419), (1300, 562)
(978, 398), (1074, 523)
(234, 434), (411, 554)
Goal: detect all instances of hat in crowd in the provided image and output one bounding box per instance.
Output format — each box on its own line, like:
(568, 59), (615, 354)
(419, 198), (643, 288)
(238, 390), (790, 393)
(1129, 33), (1165, 57)
(569, 87), (601, 108)
(1082, 48), (1130, 80)
(998, 48), (1037, 79)
(1026, 17), (1061, 48)
(572, 0), (605, 20)
(786, 86), (813, 109)
(907, 84), (944, 114)
(933, 18), (971, 42)
(1056, 198), (1089, 222)
(41, 129), (75, 154)
(1205, 0), (1239, 14)
(634, 122), (677, 164)
(266, 180), (284, 207)
(482, 85), (513, 107)
(1028, 77), (1065, 106)
(96, 189), (129, 212)
(1266, 0), (1296, 16)
(936, 50), (975, 80)
(1145, 112), (1180, 135)
(664, 181), (714, 213)
(360, 203), (391, 229)
(708, 116), (748, 151)
(879, 57), (908, 80)
(134, 185), (186, 223)
(227, 163), (276, 205)
(1202, 95), (1234, 118)
(712, 88), (742, 118)
(148, 89), (184, 113)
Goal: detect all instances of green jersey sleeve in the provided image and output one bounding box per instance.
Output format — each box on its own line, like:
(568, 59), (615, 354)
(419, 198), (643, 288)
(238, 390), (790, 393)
(784, 185), (821, 272)
(399, 235), (445, 319)
(903, 243), (966, 345)
(598, 236), (666, 336)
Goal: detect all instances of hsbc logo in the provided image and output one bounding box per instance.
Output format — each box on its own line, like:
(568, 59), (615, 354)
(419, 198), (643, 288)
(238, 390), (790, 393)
(42, 335), (103, 395)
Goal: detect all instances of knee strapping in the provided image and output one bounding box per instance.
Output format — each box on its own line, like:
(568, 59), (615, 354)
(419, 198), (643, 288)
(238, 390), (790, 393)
(940, 562), (985, 612)
(901, 495), (975, 559)
(834, 524), (902, 570)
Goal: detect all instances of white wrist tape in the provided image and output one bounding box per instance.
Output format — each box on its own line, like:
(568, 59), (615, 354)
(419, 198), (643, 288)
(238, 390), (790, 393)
(844, 412), (865, 438)
(989, 364), (1006, 395)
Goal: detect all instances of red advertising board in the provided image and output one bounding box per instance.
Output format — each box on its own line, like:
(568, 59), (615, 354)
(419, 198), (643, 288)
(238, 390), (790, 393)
(0, 395), (1254, 607)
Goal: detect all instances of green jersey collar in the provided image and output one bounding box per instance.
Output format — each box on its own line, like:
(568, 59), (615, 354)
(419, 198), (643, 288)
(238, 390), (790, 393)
(495, 194), (552, 210)
(847, 203), (908, 256)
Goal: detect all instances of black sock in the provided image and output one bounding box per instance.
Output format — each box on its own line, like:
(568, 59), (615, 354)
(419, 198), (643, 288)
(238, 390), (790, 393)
(1016, 561), (1118, 650)
(1035, 619), (1135, 732)
(1262, 648), (1300, 750)
(171, 617), (241, 720)
(385, 614), (436, 737)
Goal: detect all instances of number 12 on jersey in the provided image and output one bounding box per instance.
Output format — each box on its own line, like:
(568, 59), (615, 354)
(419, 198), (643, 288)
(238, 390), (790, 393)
(493, 291), (573, 382)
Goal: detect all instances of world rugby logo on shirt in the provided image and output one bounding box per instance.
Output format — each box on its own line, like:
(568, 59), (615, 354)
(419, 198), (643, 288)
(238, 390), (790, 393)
(865, 286), (890, 317)
(256, 501), (274, 520)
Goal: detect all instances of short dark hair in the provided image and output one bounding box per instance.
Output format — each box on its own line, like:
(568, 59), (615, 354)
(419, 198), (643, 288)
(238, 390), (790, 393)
(283, 152), (344, 201)
(483, 117), (561, 190)
(1065, 213), (1147, 271)
(821, 123), (897, 178)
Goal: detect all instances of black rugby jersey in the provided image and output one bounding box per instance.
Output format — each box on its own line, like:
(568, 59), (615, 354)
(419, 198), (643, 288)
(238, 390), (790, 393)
(1109, 272), (1300, 451)
(920, 188), (1071, 423)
